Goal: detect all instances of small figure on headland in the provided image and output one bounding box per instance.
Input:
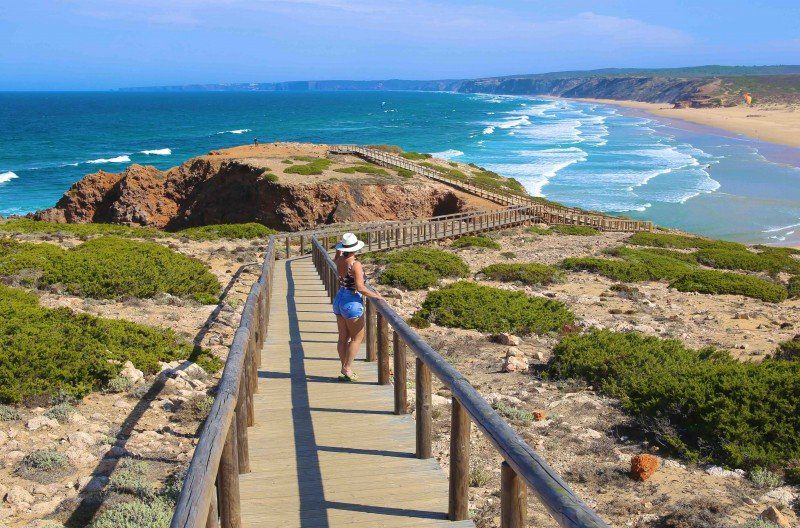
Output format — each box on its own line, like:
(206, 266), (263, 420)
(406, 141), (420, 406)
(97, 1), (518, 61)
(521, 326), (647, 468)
(253, 138), (259, 146)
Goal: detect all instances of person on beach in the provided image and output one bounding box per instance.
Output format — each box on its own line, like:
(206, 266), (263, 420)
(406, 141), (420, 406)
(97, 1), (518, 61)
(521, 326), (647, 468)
(332, 233), (383, 381)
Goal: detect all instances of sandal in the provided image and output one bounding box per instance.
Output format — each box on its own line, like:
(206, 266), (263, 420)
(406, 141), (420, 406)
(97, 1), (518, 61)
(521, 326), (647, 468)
(344, 372), (358, 382)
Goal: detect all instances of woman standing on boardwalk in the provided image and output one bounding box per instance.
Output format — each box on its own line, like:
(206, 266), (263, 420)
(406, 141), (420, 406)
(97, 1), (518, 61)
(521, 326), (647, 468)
(333, 233), (383, 381)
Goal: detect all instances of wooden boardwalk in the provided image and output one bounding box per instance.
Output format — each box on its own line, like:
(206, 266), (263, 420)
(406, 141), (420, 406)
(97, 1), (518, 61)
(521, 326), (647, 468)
(239, 256), (475, 528)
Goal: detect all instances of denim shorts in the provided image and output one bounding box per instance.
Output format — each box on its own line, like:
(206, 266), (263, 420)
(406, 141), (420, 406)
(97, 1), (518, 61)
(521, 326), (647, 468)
(332, 288), (364, 319)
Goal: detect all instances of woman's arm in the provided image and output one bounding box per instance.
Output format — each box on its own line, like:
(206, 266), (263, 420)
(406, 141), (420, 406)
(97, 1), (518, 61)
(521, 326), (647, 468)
(352, 261), (383, 300)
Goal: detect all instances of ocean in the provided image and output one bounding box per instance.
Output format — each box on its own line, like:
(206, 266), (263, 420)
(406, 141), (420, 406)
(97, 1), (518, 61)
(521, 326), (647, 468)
(1, 91), (799, 245)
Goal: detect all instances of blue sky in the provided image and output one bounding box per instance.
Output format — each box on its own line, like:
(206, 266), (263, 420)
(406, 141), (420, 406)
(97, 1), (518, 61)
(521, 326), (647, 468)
(2, 0), (799, 90)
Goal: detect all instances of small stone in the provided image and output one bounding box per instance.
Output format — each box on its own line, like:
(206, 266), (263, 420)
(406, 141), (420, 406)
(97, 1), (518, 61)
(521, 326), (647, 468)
(431, 395), (450, 407)
(5, 486), (34, 505)
(762, 487), (796, 507)
(181, 362), (208, 380)
(485, 393), (523, 406)
(30, 498), (62, 517)
(68, 432), (95, 447)
(495, 333), (521, 346)
(78, 475), (108, 493)
(630, 454), (659, 481)
(705, 465), (742, 478)
(119, 361), (144, 384)
(532, 410), (546, 421)
(502, 348), (528, 372)
(65, 446), (98, 467)
(662, 459), (685, 469)
(26, 416), (59, 431)
(759, 506), (790, 528)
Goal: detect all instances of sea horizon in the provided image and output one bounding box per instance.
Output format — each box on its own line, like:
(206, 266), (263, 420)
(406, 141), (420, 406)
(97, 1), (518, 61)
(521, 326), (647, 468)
(1, 90), (799, 246)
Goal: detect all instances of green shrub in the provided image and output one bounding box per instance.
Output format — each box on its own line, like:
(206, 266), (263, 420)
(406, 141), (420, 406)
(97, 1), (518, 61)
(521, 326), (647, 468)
(749, 467), (783, 489)
(525, 226), (552, 235)
(480, 263), (562, 286)
(741, 519), (780, 528)
(378, 263), (439, 290)
(695, 248), (800, 274)
(561, 257), (650, 282)
(469, 466), (492, 487)
(0, 219), (165, 238)
(90, 498), (172, 528)
(17, 448), (73, 483)
(786, 461), (800, 485)
(608, 247), (698, 280)
(37, 237), (221, 303)
(0, 404), (20, 421)
(452, 236), (501, 250)
(396, 168), (414, 178)
(366, 248), (469, 279)
(670, 270), (788, 303)
(550, 225), (600, 236)
(110, 460), (153, 498)
(0, 239), (66, 282)
(106, 376), (134, 394)
(176, 394), (215, 423)
(333, 164), (388, 175)
(177, 223), (277, 241)
(291, 155), (318, 162)
(0, 284), (215, 403)
(413, 282), (573, 335)
(549, 329), (800, 468)
(45, 402), (76, 422)
(492, 401), (535, 424)
(400, 151), (431, 160)
(788, 276), (800, 298)
(627, 232), (746, 251)
(283, 158), (332, 175)
(775, 336), (800, 361)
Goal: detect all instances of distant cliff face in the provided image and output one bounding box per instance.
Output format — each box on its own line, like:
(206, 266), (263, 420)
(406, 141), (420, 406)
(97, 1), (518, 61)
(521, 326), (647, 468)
(33, 146), (476, 231)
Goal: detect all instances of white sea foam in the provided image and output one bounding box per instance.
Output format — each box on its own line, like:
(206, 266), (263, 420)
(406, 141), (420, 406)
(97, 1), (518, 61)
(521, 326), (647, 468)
(0, 171), (18, 184)
(486, 147), (588, 196)
(140, 148), (172, 155)
(431, 149), (464, 160)
(763, 221), (800, 233)
(86, 155), (131, 164)
(483, 126), (495, 135)
(218, 129), (251, 134)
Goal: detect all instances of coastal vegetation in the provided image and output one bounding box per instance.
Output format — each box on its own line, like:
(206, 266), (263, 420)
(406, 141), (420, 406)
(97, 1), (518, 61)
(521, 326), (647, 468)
(177, 222), (278, 241)
(549, 329), (800, 469)
(549, 225), (600, 236)
(410, 281), (574, 334)
(283, 157), (332, 175)
(0, 284), (217, 404)
(0, 237), (221, 303)
(368, 247), (469, 290)
(627, 231), (746, 251)
(451, 235), (501, 249)
(480, 263), (563, 286)
(334, 163), (389, 175)
(399, 151), (432, 161)
(670, 270), (789, 303)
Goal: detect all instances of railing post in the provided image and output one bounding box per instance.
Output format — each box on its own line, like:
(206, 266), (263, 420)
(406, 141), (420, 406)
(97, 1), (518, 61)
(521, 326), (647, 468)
(377, 312), (390, 385)
(236, 383), (251, 474)
(501, 461), (526, 528)
(448, 398), (471, 521)
(415, 358), (432, 459)
(365, 300), (377, 362)
(300, 235), (305, 255)
(218, 421), (242, 528)
(393, 332), (407, 414)
(285, 237), (290, 259)
(206, 488), (220, 528)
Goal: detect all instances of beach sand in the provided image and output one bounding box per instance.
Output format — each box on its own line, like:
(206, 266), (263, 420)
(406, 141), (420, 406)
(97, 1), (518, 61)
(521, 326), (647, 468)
(574, 98), (800, 148)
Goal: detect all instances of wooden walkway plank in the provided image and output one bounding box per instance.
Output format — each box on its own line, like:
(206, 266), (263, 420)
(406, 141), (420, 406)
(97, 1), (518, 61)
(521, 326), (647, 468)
(239, 256), (474, 528)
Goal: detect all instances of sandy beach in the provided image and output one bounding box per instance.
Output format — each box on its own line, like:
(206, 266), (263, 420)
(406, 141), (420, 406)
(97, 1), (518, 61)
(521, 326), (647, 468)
(573, 98), (800, 148)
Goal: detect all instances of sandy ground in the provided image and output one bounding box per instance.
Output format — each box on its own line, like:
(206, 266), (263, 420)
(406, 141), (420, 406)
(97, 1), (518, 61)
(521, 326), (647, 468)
(573, 98), (800, 149)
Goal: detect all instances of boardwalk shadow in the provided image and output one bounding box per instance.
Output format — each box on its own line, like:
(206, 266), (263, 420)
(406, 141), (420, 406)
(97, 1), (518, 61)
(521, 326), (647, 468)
(286, 258), (331, 528)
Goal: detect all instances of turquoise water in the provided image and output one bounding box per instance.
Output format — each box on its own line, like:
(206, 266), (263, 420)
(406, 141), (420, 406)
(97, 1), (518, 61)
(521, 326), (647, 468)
(1, 91), (799, 245)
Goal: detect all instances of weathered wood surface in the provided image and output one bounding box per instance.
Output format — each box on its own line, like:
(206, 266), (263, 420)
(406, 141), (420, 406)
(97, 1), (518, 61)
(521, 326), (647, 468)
(238, 257), (475, 527)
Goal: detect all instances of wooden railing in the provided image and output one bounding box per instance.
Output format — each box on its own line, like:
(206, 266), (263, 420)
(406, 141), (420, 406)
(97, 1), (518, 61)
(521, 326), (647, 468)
(281, 205), (536, 258)
(330, 144), (653, 233)
(170, 237), (276, 528)
(311, 237), (608, 528)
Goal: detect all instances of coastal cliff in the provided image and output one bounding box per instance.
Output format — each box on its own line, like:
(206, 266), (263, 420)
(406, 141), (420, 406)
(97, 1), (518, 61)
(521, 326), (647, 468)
(33, 143), (492, 231)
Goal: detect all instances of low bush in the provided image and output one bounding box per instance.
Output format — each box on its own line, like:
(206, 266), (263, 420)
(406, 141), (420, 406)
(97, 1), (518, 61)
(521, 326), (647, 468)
(452, 236), (501, 250)
(110, 459), (153, 498)
(396, 168), (414, 178)
(0, 219), (165, 238)
(549, 329), (800, 468)
(492, 401), (535, 424)
(39, 237), (220, 303)
(0, 284), (216, 403)
(106, 376), (134, 394)
(333, 164), (388, 175)
(90, 498), (172, 528)
(627, 231), (746, 251)
(788, 276), (800, 298)
(607, 247), (698, 280)
(670, 270), (788, 303)
(695, 248), (800, 274)
(283, 158), (332, 175)
(561, 257), (650, 282)
(366, 247), (469, 279)
(177, 223), (278, 241)
(45, 402), (76, 422)
(378, 263), (439, 290)
(0, 404), (20, 421)
(749, 467), (783, 489)
(175, 394), (215, 423)
(480, 263), (562, 286)
(525, 226), (552, 235)
(400, 151), (431, 160)
(469, 466), (491, 487)
(411, 282), (573, 335)
(17, 448), (73, 483)
(550, 225), (600, 236)
(775, 336), (800, 361)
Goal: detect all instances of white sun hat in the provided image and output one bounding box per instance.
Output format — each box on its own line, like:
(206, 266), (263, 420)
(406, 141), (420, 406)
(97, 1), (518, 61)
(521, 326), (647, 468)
(335, 232), (365, 253)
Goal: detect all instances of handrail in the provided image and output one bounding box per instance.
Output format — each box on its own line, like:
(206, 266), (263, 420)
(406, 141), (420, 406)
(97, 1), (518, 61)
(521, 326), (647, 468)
(171, 236), (276, 528)
(311, 236), (608, 528)
(331, 144), (653, 233)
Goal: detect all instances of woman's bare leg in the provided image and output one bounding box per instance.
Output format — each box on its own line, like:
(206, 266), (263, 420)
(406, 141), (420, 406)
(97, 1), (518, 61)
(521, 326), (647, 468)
(343, 316), (365, 376)
(336, 315), (350, 376)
